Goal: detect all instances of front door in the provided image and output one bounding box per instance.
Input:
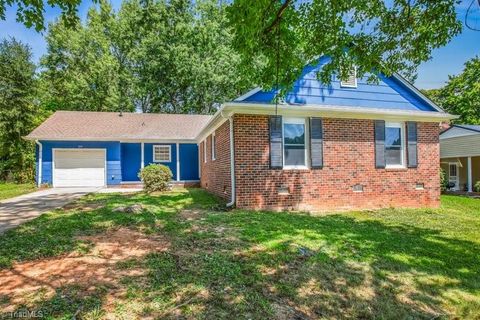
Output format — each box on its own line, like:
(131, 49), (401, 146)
(448, 163), (459, 190)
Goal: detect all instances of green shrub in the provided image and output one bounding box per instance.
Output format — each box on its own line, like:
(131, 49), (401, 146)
(474, 181), (480, 193)
(440, 168), (448, 192)
(138, 164), (172, 193)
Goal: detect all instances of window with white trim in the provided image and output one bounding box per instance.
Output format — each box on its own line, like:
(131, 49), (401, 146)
(203, 140), (207, 163)
(283, 118), (308, 168)
(385, 122), (405, 168)
(340, 68), (357, 88)
(211, 133), (216, 160)
(153, 145), (171, 162)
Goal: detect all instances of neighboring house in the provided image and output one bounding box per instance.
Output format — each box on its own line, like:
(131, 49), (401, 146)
(27, 58), (455, 211)
(440, 125), (480, 192)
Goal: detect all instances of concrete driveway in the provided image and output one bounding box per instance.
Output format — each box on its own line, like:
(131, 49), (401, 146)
(0, 187), (100, 234)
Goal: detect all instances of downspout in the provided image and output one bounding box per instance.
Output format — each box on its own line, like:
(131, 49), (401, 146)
(35, 140), (42, 188)
(225, 116), (235, 207)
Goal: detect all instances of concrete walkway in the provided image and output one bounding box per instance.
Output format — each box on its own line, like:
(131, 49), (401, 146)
(0, 187), (100, 234)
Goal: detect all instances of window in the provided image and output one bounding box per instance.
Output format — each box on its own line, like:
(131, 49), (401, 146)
(283, 118), (307, 168)
(385, 122), (405, 168)
(340, 68), (357, 88)
(153, 145), (171, 162)
(211, 133), (216, 160)
(449, 163), (457, 177)
(203, 140), (207, 163)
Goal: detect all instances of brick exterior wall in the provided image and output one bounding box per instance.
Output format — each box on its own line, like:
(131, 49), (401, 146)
(200, 120), (232, 201)
(232, 114), (440, 211)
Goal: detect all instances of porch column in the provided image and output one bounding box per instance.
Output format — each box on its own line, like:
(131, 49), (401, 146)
(468, 156), (473, 192)
(141, 143), (144, 169)
(176, 143), (180, 181)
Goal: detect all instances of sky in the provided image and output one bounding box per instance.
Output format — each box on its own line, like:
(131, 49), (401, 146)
(0, 0), (478, 90)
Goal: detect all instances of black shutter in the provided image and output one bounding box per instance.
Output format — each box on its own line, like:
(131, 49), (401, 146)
(269, 115), (283, 169)
(374, 120), (386, 169)
(310, 118), (323, 169)
(407, 121), (418, 168)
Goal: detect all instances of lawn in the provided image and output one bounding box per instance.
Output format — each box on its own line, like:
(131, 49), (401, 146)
(0, 190), (479, 319)
(0, 182), (36, 201)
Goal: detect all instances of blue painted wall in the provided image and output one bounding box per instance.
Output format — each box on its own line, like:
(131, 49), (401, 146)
(121, 143), (141, 181)
(144, 143), (177, 179)
(180, 144), (199, 180)
(241, 56), (436, 112)
(36, 141), (199, 185)
(37, 141), (122, 185)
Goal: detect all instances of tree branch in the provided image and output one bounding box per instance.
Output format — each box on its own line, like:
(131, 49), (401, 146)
(263, 0), (292, 35)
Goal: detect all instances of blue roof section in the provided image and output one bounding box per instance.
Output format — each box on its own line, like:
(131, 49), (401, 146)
(238, 57), (438, 112)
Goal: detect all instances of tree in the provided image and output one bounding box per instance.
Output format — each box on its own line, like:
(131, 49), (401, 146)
(39, 3), (134, 113)
(40, 0), (250, 114)
(0, 0), (84, 31)
(0, 38), (41, 182)
(424, 57), (480, 124)
(123, 0), (250, 113)
(228, 0), (462, 91)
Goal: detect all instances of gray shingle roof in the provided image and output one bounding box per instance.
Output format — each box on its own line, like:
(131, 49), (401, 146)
(455, 125), (480, 132)
(25, 111), (213, 141)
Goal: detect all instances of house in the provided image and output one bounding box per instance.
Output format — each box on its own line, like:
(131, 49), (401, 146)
(440, 125), (480, 192)
(26, 112), (212, 187)
(27, 58), (455, 211)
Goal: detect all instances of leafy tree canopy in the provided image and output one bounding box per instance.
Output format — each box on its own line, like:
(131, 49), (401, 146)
(423, 57), (480, 124)
(228, 0), (462, 90)
(0, 38), (43, 182)
(40, 0), (251, 114)
(0, 0), (84, 31)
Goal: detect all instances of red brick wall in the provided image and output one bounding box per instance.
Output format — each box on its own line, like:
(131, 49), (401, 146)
(233, 114), (440, 211)
(200, 120), (231, 201)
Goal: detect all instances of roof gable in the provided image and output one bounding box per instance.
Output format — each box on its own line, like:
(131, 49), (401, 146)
(236, 57), (440, 113)
(440, 125), (480, 139)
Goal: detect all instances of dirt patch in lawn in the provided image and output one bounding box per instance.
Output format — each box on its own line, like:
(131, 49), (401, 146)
(0, 228), (169, 311)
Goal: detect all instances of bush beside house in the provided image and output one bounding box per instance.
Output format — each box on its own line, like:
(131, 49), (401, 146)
(139, 164), (172, 193)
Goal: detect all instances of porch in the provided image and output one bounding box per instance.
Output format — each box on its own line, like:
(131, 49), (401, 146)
(441, 156), (480, 192)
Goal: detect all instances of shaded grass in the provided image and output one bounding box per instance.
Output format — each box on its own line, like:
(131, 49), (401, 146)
(1, 189), (479, 319)
(0, 183), (36, 201)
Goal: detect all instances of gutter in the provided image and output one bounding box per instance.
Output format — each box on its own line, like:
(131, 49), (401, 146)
(35, 140), (42, 188)
(222, 113), (235, 207)
(223, 102), (458, 122)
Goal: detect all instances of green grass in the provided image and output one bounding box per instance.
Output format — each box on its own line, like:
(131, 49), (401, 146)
(0, 189), (479, 319)
(0, 182), (36, 201)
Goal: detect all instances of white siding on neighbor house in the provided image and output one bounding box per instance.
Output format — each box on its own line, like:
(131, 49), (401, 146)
(441, 135), (480, 158)
(440, 126), (479, 139)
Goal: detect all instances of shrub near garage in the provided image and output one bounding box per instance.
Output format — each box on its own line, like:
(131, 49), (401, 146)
(138, 164), (172, 193)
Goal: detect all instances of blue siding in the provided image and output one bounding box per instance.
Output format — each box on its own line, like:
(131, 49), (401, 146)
(242, 56), (436, 112)
(180, 144), (199, 180)
(38, 141), (122, 185)
(121, 143), (141, 181)
(144, 143), (177, 179)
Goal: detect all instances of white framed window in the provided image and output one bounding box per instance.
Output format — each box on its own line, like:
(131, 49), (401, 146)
(340, 67), (357, 88)
(153, 145), (171, 162)
(385, 122), (405, 168)
(448, 163), (459, 190)
(211, 133), (216, 160)
(203, 140), (207, 163)
(283, 117), (308, 169)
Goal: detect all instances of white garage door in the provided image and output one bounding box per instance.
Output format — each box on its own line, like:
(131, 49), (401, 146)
(53, 149), (106, 187)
